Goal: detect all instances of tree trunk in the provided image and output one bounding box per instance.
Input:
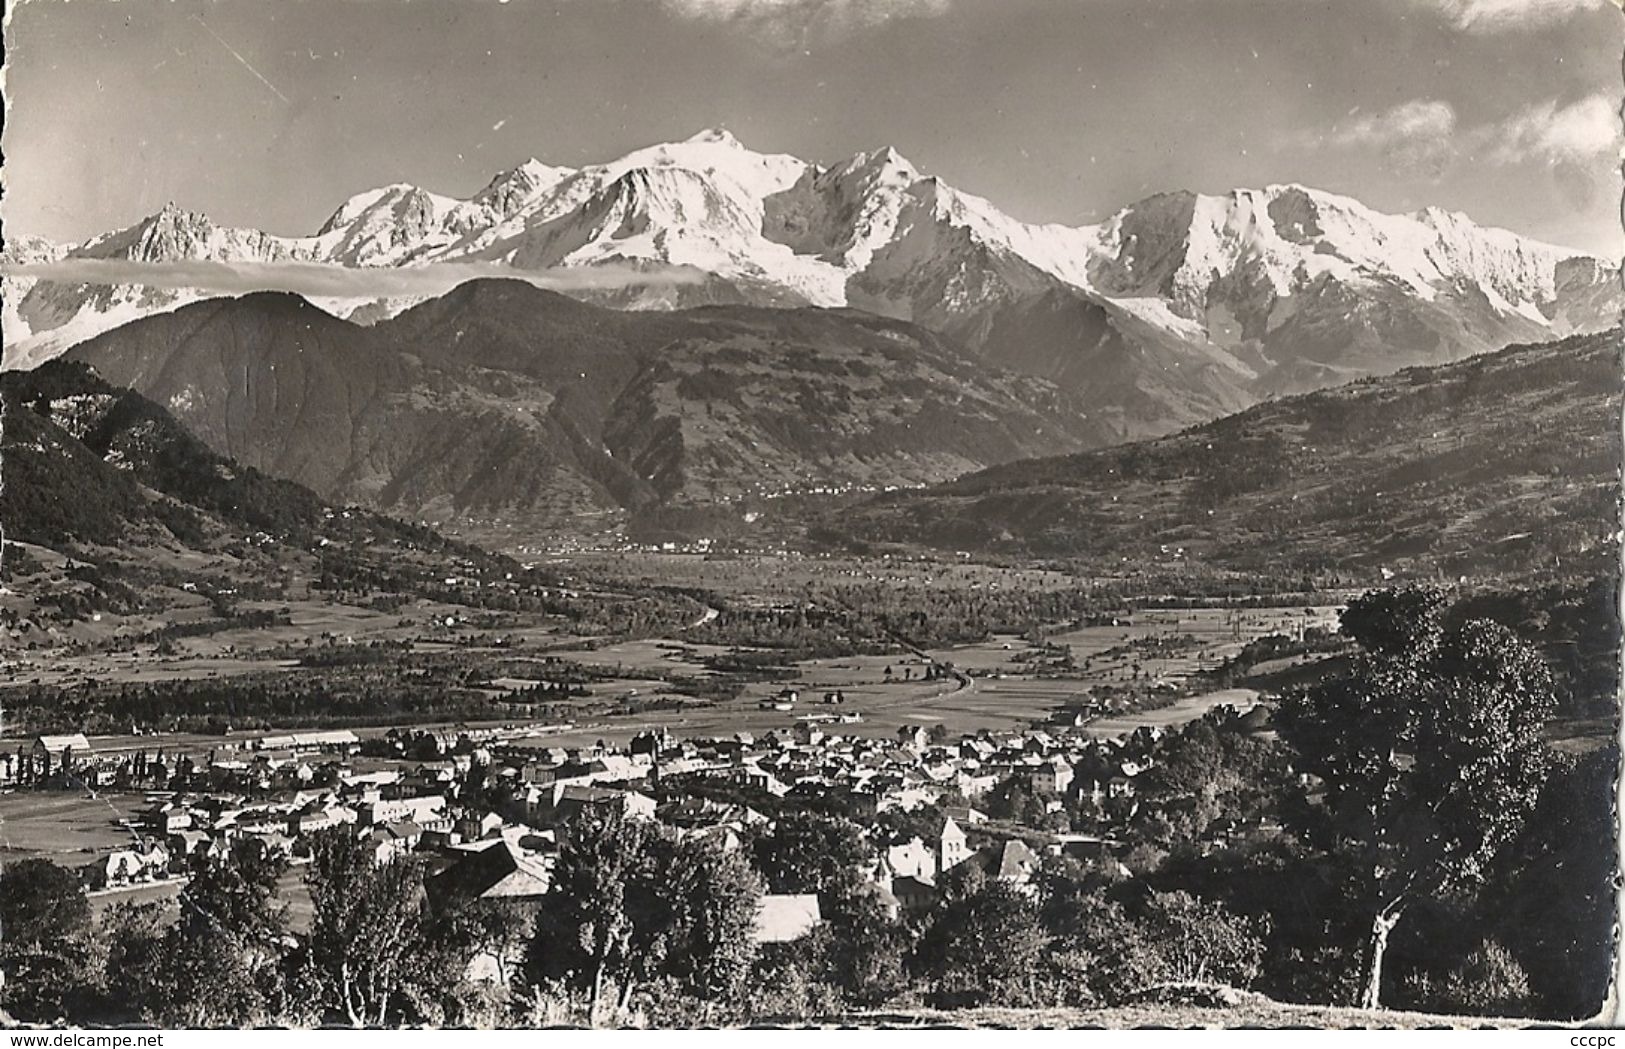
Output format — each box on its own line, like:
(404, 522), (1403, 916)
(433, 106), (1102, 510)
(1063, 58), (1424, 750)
(589, 958), (607, 1028)
(1360, 908), (1404, 1010)
(341, 963), (364, 1028)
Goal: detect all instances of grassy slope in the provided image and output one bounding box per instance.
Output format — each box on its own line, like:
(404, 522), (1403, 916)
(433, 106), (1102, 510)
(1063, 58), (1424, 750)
(830, 328), (1620, 578)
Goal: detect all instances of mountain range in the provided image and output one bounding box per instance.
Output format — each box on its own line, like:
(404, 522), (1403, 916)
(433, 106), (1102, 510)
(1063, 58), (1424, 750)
(7, 129), (1619, 444)
(56, 283), (1105, 542)
(820, 328), (1622, 579)
(0, 358), (512, 611)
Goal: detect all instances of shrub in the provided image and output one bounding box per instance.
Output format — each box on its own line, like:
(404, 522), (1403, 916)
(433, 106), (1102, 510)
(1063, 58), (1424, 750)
(1436, 941), (1533, 1018)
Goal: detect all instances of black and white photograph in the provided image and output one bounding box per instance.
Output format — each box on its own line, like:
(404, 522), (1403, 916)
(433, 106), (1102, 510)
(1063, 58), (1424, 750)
(0, 0), (1619, 1031)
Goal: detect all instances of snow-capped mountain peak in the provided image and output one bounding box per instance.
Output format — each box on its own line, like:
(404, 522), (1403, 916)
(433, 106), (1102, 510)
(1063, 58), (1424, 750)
(684, 127), (742, 146)
(473, 158), (578, 217)
(602, 130), (809, 201)
(6, 129), (1618, 437)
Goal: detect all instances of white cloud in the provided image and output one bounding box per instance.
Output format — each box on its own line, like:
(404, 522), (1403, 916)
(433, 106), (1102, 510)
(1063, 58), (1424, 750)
(1313, 99), (1458, 176)
(0, 259), (709, 300)
(1411, 0), (1613, 32)
(1311, 94), (1620, 174)
(1479, 94), (1621, 165)
(1328, 99), (1458, 149)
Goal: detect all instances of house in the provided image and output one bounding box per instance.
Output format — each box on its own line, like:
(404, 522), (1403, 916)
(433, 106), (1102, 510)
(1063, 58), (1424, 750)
(941, 805), (988, 826)
(31, 733), (94, 780)
(896, 726), (930, 751)
(726, 763), (790, 797)
(548, 784), (656, 826)
(752, 894), (822, 945)
(369, 820), (423, 863)
(877, 785), (939, 813)
(970, 839), (1041, 887)
(455, 811), (506, 841)
(168, 830), (220, 860)
(357, 794), (450, 830)
(431, 840), (552, 901)
(883, 837), (937, 883)
(88, 842), (171, 889)
(519, 762), (563, 786)
(287, 730), (360, 754)
(1030, 758), (1074, 796)
(630, 729), (670, 758)
(146, 804), (193, 834)
(956, 771), (999, 798)
(288, 803), (356, 837)
(959, 738), (996, 762)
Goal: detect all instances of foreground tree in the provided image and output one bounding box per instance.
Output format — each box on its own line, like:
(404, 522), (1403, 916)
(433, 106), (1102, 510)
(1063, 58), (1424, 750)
(1276, 588), (1555, 1010)
(1038, 856), (1267, 1004)
(304, 829), (431, 1026)
(635, 835), (761, 1005)
(0, 858), (95, 1020)
(1477, 747), (1618, 1018)
(531, 809), (650, 1022)
(819, 881), (911, 1002)
(750, 814), (874, 896)
(99, 844), (292, 1027)
(531, 810), (762, 1023)
(0, 858), (91, 945)
(917, 876), (1049, 1006)
(1133, 890), (1269, 989)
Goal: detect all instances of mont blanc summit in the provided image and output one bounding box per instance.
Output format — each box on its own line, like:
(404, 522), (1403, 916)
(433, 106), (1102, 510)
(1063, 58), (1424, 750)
(5, 130), (1617, 438)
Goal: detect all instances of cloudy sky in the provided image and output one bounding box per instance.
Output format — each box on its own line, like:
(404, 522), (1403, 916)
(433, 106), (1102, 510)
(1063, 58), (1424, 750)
(3, 0), (1620, 254)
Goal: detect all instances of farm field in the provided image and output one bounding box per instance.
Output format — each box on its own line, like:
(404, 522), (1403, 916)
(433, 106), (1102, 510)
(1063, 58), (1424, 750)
(540, 638), (735, 675)
(1081, 688), (1262, 739)
(0, 790), (150, 864)
(0, 593), (574, 691)
(1, 596), (1344, 759)
(1045, 606), (1342, 682)
(498, 605), (1327, 748)
(0, 541), (1361, 775)
(565, 551), (1092, 602)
